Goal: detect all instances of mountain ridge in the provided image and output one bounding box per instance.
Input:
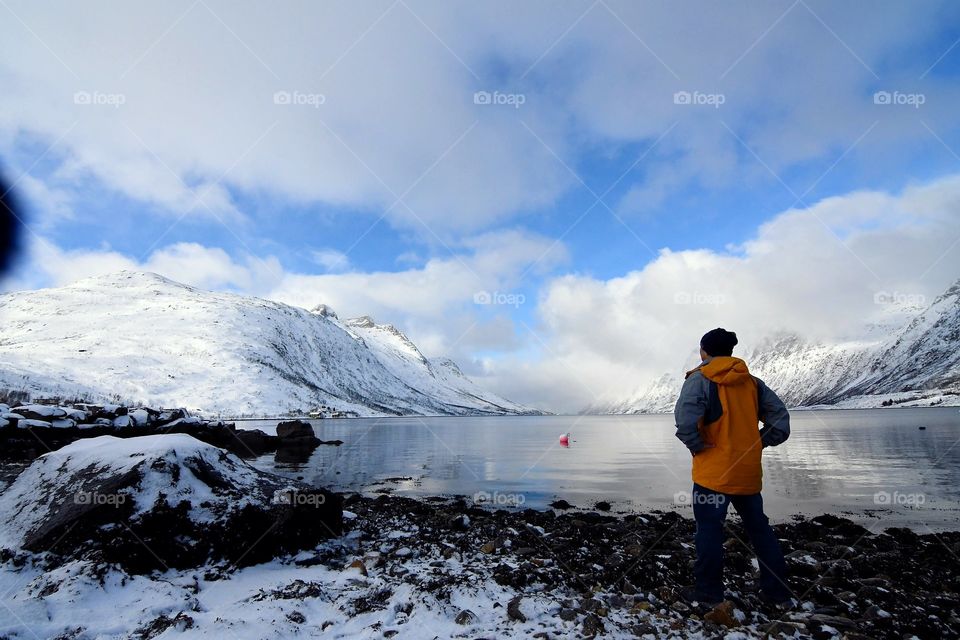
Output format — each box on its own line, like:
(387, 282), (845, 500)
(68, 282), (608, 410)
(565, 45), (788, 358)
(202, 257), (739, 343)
(585, 278), (960, 414)
(0, 271), (539, 417)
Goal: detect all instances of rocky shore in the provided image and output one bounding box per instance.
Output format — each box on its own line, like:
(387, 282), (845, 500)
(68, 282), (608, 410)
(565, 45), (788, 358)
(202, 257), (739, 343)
(0, 427), (957, 638)
(328, 494), (960, 639)
(0, 401), (341, 462)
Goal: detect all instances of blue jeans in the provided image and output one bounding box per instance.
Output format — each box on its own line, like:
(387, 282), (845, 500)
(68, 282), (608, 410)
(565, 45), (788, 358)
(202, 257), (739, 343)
(692, 483), (790, 602)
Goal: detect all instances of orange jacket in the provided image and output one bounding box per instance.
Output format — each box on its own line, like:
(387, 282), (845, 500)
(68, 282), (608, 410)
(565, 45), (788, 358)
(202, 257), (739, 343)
(681, 357), (763, 494)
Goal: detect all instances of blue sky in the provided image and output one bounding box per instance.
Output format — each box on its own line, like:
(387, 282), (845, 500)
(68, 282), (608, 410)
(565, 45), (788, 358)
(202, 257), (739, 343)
(1, 0), (959, 411)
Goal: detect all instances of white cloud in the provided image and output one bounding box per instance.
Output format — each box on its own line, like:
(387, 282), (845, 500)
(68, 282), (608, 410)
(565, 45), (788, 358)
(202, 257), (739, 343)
(268, 229), (568, 324)
(19, 240), (283, 295)
(481, 174), (960, 413)
(311, 248), (351, 273)
(1, 1), (957, 234)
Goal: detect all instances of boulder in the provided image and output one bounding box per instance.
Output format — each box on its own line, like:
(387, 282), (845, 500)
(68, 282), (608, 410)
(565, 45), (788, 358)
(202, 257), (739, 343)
(129, 408), (151, 426)
(232, 428), (275, 456)
(12, 404), (67, 421)
(0, 434), (342, 572)
(276, 420), (317, 442)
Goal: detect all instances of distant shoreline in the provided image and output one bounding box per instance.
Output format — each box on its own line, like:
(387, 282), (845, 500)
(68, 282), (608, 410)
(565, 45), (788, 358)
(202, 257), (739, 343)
(224, 404), (959, 421)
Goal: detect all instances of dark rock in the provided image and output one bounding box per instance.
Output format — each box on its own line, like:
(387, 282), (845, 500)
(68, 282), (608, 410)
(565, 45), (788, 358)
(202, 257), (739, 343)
(133, 612), (194, 637)
(232, 429), (274, 456)
(12, 405), (67, 421)
(286, 610), (306, 624)
(703, 601), (737, 627)
(507, 595), (526, 622)
(579, 597), (601, 613)
(594, 501), (611, 511)
(630, 622), (657, 636)
(549, 499), (573, 510)
(454, 609), (478, 625)
(762, 620), (804, 635)
(807, 613), (858, 630)
(581, 613), (603, 637)
(276, 420), (316, 441)
(0, 434), (342, 573)
(558, 608), (577, 622)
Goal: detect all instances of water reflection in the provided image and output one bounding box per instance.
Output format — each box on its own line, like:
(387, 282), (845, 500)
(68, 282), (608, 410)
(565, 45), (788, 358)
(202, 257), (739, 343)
(242, 407), (960, 530)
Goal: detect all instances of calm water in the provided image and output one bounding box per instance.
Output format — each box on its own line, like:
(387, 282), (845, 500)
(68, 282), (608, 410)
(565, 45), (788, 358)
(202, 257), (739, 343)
(242, 408), (960, 531)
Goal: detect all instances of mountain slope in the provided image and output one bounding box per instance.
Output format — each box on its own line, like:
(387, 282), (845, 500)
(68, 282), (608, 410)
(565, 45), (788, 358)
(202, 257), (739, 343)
(0, 271), (537, 417)
(341, 317), (531, 414)
(587, 279), (960, 413)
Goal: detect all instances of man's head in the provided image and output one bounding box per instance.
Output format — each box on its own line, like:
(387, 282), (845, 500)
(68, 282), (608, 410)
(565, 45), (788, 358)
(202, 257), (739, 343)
(699, 328), (738, 359)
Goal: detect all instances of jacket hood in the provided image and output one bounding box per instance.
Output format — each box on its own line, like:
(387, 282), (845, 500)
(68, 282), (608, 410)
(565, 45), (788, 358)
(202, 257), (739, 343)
(693, 356), (752, 386)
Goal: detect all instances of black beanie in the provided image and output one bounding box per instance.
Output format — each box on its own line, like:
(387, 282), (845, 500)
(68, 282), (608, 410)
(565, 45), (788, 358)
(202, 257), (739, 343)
(700, 328), (738, 357)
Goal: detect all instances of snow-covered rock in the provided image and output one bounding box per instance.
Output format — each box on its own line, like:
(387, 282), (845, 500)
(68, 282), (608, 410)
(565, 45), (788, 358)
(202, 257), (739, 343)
(0, 271), (537, 417)
(12, 404), (67, 420)
(0, 434), (342, 571)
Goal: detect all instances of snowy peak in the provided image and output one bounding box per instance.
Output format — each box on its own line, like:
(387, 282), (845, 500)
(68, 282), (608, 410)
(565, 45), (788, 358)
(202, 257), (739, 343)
(0, 273), (538, 417)
(310, 303), (338, 319)
(860, 277), (960, 397)
(590, 279), (960, 413)
(347, 315), (376, 329)
(345, 315), (429, 365)
(70, 270), (191, 291)
(341, 314), (535, 414)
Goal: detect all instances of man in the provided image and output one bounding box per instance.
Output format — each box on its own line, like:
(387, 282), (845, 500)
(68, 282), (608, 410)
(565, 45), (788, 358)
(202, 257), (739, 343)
(674, 328), (792, 607)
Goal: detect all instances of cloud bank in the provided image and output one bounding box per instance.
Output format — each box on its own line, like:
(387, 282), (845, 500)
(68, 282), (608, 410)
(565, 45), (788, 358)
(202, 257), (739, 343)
(14, 175), (959, 413)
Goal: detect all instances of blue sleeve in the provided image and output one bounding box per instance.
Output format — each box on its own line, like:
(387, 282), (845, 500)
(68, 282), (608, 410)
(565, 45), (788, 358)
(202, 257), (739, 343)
(756, 377), (790, 447)
(674, 373), (707, 453)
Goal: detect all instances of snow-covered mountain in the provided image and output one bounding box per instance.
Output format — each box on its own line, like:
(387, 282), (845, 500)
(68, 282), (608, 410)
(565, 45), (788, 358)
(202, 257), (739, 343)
(587, 279), (960, 413)
(0, 271), (537, 417)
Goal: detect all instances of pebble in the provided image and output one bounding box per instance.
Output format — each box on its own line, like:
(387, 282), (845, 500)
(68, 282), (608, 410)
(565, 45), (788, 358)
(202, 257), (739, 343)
(454, 609), (478, 625)
(703, 601), (737, 628)
(507, 595), (526, 622)
(581, 613), (604, 636)
(558, 608), (577, 622)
